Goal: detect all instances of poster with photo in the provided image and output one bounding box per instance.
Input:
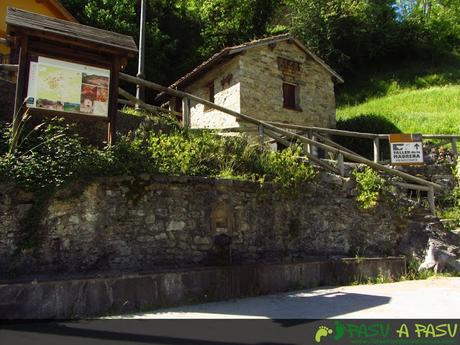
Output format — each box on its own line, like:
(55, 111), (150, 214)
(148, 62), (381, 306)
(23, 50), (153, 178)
(27, 57), (110, 117)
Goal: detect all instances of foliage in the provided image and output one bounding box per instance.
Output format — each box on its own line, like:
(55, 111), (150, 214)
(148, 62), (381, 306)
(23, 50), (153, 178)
(285, 0), (399, 71)
(0, 119), (154, 191)
(60, 0), (460, 91)
(0, 120), (316, 192)
(353, 167), (386, 209)
(438, 183), (460, 230)
(148, 130), (222, 176)
(258, 145), (317, 191)
(61, 0), (203, 89)
(337, 53), (460, 106)
(188, 0), (281, 57)
(400, 258), (460, 280)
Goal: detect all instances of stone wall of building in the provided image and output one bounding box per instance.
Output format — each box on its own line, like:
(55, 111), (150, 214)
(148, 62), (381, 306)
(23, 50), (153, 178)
(178, 41), (337, 130)
(239, 41), (336, 128)
(0, 173), (446, 279)
(185, 58), (242, 129)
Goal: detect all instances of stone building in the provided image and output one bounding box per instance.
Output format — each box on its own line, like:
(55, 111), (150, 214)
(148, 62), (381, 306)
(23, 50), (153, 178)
(162, 33), (344, 130)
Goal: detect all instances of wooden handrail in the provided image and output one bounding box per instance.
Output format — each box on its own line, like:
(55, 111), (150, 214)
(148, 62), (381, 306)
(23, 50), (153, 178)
(0, 63), (17, 72)
(266, 121), (380, 139)
(0, 64), (446, 192)
(118, 73), (442, 190)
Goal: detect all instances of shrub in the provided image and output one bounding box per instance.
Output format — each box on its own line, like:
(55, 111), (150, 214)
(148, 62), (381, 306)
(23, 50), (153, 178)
(148, 130), (223, 176)
(258, 145), (317, 190)
(353, 166), (386, 209)
(0, 120), (317, 192)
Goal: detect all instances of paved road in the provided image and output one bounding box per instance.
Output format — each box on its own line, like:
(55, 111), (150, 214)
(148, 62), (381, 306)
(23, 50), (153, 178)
(120, 277), (460, 319)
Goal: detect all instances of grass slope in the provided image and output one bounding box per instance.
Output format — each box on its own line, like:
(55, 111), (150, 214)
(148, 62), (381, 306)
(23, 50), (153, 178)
(337, 86), (460, 134)
(336, 54), (460, 134)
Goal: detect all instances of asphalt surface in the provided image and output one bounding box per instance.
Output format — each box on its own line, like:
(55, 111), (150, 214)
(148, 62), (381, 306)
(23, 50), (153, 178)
(118, 277), (460, 319)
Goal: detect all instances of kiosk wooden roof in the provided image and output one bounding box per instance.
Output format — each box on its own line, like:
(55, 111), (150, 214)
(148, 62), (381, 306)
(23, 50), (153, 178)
(6, 7), (138, 57)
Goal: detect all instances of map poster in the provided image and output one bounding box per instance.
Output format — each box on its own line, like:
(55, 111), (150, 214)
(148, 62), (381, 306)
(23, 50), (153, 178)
(27, 57), (110, 117)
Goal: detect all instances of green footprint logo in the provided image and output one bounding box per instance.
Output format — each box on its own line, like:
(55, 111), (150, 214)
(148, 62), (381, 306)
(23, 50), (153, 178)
(314, 326), (333, 343)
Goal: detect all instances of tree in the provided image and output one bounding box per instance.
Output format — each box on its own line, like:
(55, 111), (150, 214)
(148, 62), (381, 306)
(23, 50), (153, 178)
(61, 0), (203, 88)
(188, 0), (282, 57)
(285, 0), (399, 71)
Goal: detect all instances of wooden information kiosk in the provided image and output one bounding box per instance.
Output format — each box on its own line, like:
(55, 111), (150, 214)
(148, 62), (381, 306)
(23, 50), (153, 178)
(6, 7), (138, 144)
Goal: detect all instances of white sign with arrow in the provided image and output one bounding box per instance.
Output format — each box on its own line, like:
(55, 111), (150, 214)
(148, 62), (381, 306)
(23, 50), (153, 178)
(389, 134), (424, 165)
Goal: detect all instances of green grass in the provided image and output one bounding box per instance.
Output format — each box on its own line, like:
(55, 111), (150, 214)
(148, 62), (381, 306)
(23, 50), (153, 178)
(336, 53), (460, 135)
(337, 86), (460, 134)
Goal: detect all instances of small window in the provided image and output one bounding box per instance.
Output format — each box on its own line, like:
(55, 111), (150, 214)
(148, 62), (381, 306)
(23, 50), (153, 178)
(204, 81), (215, 111)
(283, 82), (299, 110)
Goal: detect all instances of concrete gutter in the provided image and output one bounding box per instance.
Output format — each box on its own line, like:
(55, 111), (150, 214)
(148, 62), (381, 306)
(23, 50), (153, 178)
(0, 257), (405, 319)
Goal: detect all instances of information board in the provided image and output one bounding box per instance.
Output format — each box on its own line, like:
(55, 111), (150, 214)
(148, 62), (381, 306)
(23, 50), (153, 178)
(26, 57), (110, 117)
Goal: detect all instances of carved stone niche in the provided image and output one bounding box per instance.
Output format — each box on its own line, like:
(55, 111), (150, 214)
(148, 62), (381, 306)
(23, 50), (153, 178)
(210, 201), (234, 234)
(277, 57), (301, 76)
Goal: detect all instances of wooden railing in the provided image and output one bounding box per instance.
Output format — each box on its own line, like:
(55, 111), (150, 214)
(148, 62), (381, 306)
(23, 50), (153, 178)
(266, 121), (460, 164)
(0, 64), (448, 213)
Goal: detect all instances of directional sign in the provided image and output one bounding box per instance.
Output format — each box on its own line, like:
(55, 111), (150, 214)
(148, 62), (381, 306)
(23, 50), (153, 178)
(389, 133), (424, 165)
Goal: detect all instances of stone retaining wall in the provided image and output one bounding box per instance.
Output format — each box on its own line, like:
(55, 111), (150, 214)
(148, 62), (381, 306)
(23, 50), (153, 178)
(0, 173), (431, 278)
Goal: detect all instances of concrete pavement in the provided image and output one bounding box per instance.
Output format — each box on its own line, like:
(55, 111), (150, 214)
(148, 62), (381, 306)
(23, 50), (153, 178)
(118, 277), (460, 319)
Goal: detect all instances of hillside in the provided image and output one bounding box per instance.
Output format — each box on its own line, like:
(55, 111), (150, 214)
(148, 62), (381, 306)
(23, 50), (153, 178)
(336, 54), (460, 135)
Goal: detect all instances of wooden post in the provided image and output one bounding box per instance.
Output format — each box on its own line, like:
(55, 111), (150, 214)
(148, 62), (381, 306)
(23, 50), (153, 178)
(182, 97), (191, 128)
(13, 37), (28, 116)
(306, 130), (312, 154)
(451, 138), (458, 162)
(337, 153), (345, 176)
(258, 124), (265, 147)
(373, 137), (380, 163)
(107, 57), (121, 145)
(135, 0), (147, 107)
(428, 186), (435, 215)
(311, 133), (317, 157)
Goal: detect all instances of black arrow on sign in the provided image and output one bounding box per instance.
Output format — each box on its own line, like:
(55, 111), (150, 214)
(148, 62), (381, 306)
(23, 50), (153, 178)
(414, 143), (420, 149)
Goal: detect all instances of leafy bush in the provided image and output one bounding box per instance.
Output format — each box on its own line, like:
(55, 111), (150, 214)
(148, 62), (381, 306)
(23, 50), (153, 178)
(0, 120), (154, 191)
(258, 145), (317, 190)
(353, 167), (386, 209)
(0, 120), (317, 192)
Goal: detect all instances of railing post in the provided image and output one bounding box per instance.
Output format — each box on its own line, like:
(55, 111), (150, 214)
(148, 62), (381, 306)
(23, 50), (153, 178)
(306, 130), (312, 154)
(258, 124), (265, 148)
(373, 137), (380, 163)
(451, 138), (458, 163)
(337, 153), (345, 176)
(428, 186), (435, 215)
(182, 97), (191, 129)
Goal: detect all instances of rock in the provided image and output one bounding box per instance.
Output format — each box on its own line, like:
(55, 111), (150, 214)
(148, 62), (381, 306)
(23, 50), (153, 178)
(167, 221), (186, 232)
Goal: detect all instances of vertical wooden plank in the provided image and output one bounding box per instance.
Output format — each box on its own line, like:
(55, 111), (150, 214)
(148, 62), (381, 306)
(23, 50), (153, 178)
(107, 57), (121, 145)
(13, 36), (28, 117)
(451, 138), (458, 162)
(182, 97), (191, 128)
(337, 153), (345, 176)
(373, 137), (380, 163)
